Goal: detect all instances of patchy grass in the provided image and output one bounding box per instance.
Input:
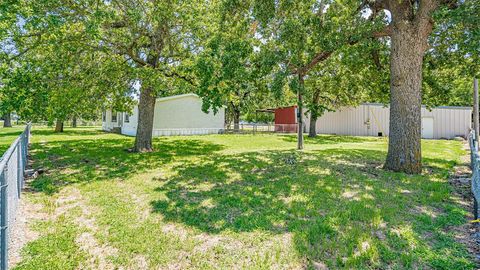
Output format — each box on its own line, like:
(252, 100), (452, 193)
(12, 127), (476, 269)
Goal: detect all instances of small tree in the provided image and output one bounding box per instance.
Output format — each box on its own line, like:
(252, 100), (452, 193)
(196, 4), (269, 132)
(248, 0), (379, 149)
(304, 47), (378, 137)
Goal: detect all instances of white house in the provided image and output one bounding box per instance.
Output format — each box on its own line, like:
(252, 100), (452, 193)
(304, 103), (472, 139)
(102, 94), (225, 136)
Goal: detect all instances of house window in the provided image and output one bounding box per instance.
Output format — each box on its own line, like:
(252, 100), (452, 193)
(102, 111), (106, 122)
(111, 111), (117, 122)
(124, 113), (130, 123)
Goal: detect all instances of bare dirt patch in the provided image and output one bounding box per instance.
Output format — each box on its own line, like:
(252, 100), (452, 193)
(55, 187), (120, 270)
(7, 198), (48, 268)
(55, 187), (153, 269)
(116, 181), (152, 223)
(341, 190), (360, 200)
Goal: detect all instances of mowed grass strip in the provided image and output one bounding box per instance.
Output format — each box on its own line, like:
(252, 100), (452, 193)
(13, 127), (476, 269)
(0, 126), (26, 153)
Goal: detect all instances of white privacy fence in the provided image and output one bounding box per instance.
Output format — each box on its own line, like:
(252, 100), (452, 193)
(0, 124), (30, 270)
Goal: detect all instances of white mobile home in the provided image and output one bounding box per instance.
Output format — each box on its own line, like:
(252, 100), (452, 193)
(102, 94), (225, 136)
(304, 103), (472, 139)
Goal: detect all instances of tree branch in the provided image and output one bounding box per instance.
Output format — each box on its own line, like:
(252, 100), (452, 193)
(108, 21), (127, 28)
(371, 48), (383, 70)
(413, 0), (440, 41)
(126, 46), (147, 67)
(159, 68), (197, 86)
(5, 34), (42, 62)
(295, 51), (334, 75)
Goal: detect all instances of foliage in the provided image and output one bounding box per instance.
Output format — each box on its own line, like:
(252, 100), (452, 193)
(423, 61), (474, 107)
(304, 43), (389, 120)
(0, 0), (135, 123)
(1, 0), (212, 126)
(248, 0), (386, 93)
(431, 0), (479, 78)
(195, 1), (273, 125)
(2, 0), (477, 126)
(421, 0), (480, 108)
(74, 0), (208, 96)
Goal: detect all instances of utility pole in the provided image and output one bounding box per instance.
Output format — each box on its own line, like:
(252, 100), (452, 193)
(474, 78), (479, 149)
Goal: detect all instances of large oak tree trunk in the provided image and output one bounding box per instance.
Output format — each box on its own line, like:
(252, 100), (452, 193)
(384, 24), (427, 174)
(3, 113), (12, 127)
(55, 120), (64, 132)
(308, 114), (317, 138)
(134, 86), (156, 152)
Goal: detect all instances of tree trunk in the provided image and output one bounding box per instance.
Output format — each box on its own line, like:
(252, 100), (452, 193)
(297, 74), (304, 150)
(308, 114), (317, 138)
(384, 24), (427, 174)
(3, 113), (12, 127)
(308, 89), (321, 138)
(233, 108), (240, 133)
(134, 86), (156, 152)
(55, 120), (64, 132)
(225, 113), (231, 130)
(72, 116), (77, 127)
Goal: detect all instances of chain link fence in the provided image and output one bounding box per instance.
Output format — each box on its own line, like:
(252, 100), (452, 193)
(468, 130), (480, 219)
(0, 124), (30, 270)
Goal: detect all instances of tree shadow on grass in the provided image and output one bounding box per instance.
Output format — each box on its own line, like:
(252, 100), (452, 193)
(25, 128), (475, 268)
(29, 136), (225, 194)
(150, 148), (474, 269)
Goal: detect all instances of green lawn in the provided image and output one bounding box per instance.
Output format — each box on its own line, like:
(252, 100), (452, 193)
(6, 127), (476, 269)
(0, 126), (25, 153)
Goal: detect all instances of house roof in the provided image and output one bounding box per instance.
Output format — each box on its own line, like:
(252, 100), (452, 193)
(156, 93), (199, 103)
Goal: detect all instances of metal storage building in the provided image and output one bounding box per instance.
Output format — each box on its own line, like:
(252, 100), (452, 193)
(304, 103), (472, 139)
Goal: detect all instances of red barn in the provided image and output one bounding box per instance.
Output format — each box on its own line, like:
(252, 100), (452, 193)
(274, 106), (298, 133)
